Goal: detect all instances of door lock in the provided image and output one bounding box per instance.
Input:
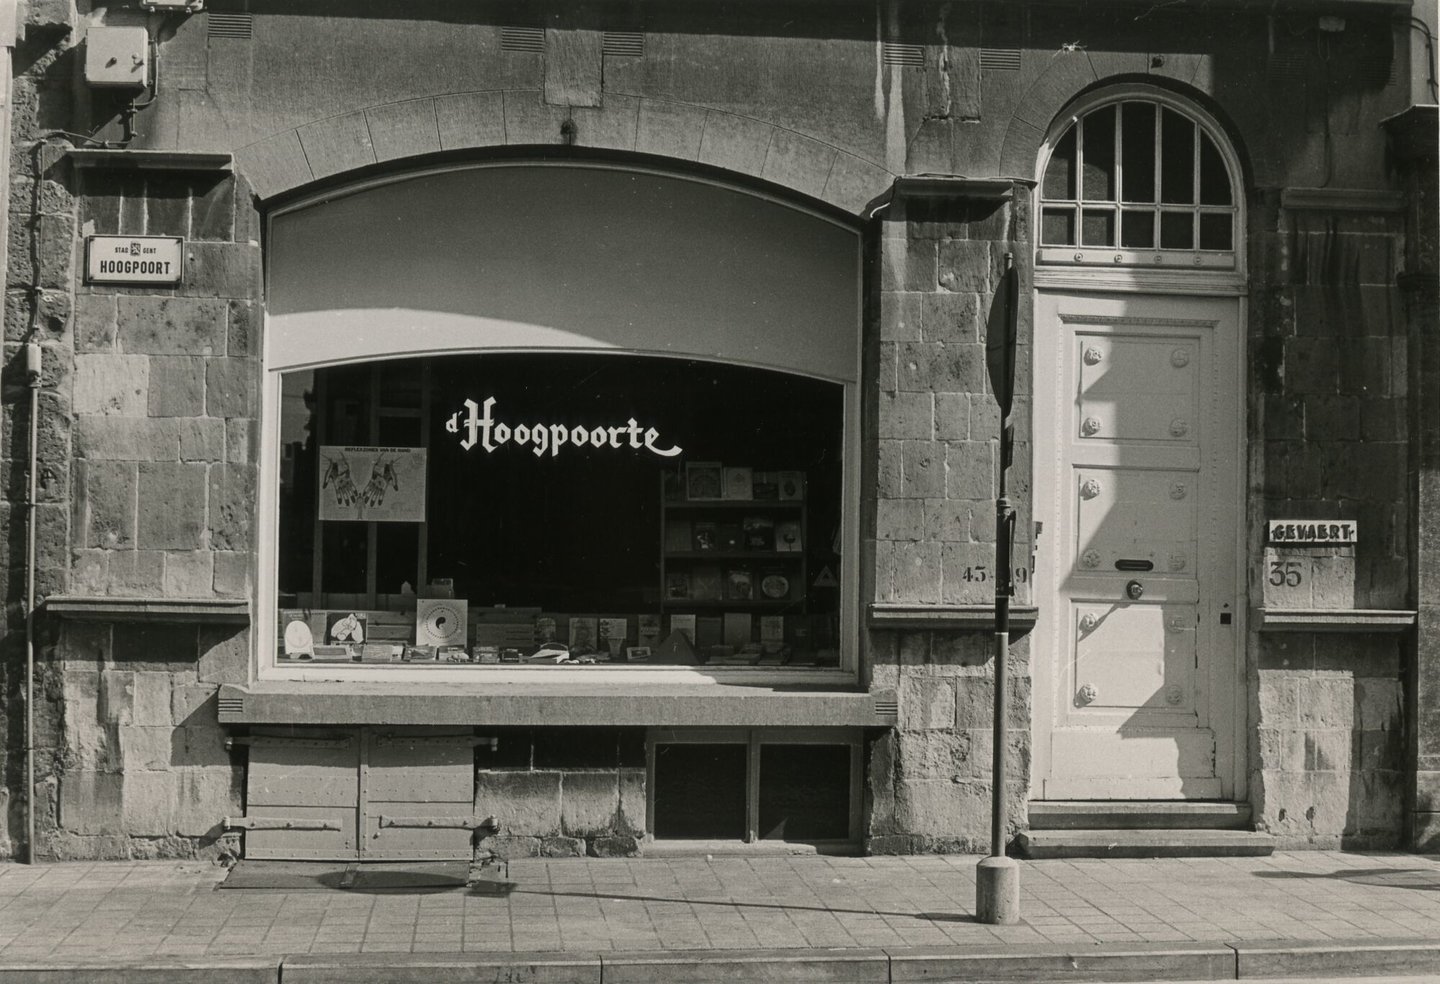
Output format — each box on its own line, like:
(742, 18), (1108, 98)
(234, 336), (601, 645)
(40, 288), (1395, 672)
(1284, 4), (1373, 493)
(1125, 579), (1145, 600)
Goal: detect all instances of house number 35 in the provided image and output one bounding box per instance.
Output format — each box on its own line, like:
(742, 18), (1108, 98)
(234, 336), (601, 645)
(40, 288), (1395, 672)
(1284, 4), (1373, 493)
(1268, 560), (1303, 587)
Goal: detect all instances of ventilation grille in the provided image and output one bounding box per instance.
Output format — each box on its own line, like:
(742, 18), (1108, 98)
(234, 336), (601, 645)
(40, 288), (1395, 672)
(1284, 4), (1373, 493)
(603, 31), (644, 57)
(217, 695), (245, 718)
(500, 27), (545, 52)
(881, 42), (924, 67)
(207, 12), (253, 40)
(1267, 52), (1308, 82)
(874, 697), (899, 718)
(980, 47), (1021, 71)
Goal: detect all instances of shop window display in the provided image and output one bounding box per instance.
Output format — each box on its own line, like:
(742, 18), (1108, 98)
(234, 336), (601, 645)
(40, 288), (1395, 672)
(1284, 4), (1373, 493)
(276, 352), (844, 669)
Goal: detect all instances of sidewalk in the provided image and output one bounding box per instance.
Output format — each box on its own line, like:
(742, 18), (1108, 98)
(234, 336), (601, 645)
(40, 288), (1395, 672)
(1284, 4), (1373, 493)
(0, 851), (1438, 981)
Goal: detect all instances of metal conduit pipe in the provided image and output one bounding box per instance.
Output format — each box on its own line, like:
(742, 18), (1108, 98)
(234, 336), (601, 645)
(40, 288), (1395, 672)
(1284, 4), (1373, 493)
(23, 342), (38, 865)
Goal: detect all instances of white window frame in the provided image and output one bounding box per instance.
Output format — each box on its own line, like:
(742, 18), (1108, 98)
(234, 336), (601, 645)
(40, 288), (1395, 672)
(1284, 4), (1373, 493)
(256, 161), (863, 685)
(1034, 86), (1247, 295)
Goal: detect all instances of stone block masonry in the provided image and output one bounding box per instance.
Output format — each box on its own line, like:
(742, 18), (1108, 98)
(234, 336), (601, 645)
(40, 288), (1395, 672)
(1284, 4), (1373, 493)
(865, 190), (1033, 854)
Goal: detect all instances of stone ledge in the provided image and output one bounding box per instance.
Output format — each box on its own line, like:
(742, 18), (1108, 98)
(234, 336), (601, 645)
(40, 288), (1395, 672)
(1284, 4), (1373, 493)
(868, 603), (1038, 637)
(1279, 187), (1406, 212)
(220, 681), (894, 727)
(1254, 607), (1418, 633)
(43, 596), (250, 624)
(67, 149), (234, 172)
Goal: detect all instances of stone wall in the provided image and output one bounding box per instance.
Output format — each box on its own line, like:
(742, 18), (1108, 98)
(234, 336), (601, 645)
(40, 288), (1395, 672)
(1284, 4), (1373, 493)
(475, 728), (646, 859)
(864, 191), (1033, 853)
(1249, 194), (1412, 848)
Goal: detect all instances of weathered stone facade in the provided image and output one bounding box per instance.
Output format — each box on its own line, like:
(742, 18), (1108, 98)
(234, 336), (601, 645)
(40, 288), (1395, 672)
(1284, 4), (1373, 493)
(0, 0), (1432, 859)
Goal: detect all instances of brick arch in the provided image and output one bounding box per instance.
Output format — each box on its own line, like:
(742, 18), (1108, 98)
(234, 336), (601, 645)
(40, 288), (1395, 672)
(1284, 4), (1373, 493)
(234, 90), (896, 216)
(996, 53), (1223, 180)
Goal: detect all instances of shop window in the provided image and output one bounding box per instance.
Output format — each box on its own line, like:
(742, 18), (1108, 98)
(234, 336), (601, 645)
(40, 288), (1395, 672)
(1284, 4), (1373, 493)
(275, 352), (844, 670)
(1038, 96), (1238, 267)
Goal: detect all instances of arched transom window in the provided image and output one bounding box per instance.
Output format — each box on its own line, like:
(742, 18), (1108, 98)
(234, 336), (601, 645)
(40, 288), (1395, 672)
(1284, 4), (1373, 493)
(1038, 97), (1239, 269)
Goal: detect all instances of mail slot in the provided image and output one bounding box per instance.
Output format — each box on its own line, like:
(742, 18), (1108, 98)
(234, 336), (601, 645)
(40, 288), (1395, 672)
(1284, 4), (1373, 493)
(1115, 559), (1154, 571)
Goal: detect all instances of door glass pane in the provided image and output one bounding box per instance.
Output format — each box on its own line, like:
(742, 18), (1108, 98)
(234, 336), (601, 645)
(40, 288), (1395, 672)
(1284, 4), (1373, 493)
(1160, 109), (1195, 204)
(1199, 212), (1233, 250)
(1045, 126), (1077, 200)
(1198, 132), (1232, 205)
(1082, 209), (1115, 247)
(1120, 103), (1156, 203)
(1160, 211), (1194, 249)
(758, 744), (850, 840)
(654, 744), (747, 838)
(1042, 207), (1076, 245)
(1120, 211), (1155, 248)
(1082, 105), (1116, 201)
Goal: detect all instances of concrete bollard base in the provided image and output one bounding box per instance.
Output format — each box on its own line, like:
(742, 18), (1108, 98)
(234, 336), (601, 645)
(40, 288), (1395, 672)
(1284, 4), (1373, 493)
(975, 855), (1020, 924)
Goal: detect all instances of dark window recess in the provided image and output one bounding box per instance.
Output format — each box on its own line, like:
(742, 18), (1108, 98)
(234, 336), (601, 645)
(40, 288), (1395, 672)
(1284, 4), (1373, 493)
(478, 728), (534, 769)
(1160, 109), (1195, 204)
(1042, 208), (1075, 246)
(1081, 105), (1116, 201)
(1199, 213), (1233, 251)
(1160, 211), (1194, 250)
(534, 728), (633, 769)
(654, 744), (747, 838)
(1081, 209), (1115, 247)
(1198, 133), (1232, 206)
(1120, 102), (1156, 203)
(758, 744), (850, 840)
(1044, 127), (1076, 200)
(1120, 211), (1155, 248)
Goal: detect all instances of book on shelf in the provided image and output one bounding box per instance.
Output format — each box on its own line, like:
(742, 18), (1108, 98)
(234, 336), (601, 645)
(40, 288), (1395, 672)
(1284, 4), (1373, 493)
(696, 615), (724, 648)
(665, 519), (693, 553)
(722, 466), (754, 500)
(723, 612), (752, 647)
(691, 565), (723, 601)
(692, 521), (718, 551)
(665, 571), (692, 600)
(742, 515), (775, 550)
(775, 520), (803, 552)
(669, 613), (696, 644)
(638, 614), (662, 647)
(725, 568), (754, 601)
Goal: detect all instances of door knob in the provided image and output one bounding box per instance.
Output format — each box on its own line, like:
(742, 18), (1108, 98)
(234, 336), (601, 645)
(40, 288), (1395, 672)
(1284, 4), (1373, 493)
(1125, 579), (1144, 600)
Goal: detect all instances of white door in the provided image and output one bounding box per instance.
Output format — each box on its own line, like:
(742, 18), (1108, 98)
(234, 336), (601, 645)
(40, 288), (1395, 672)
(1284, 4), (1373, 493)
(1032, 291), (1242, 800)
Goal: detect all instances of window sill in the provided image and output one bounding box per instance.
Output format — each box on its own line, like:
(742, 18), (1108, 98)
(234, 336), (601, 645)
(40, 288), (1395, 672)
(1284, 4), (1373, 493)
(220, 677), (895, 727)
(1253, 607), (1417, 633)
(42, 596), (250, 624)
(867, 603), (1038, 637)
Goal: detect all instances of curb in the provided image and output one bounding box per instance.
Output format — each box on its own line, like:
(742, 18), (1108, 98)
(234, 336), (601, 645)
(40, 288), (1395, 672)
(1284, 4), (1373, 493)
(2, 939), (1440, 982)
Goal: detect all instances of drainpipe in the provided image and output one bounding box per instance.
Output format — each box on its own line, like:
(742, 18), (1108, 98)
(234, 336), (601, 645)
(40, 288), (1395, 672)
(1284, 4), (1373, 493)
(23, 341), (39, 866)
(0, 0), (21, 862)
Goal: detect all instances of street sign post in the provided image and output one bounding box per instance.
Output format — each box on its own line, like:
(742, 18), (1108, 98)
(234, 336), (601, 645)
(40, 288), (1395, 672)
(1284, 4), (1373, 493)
(976, 251), (1020, 925)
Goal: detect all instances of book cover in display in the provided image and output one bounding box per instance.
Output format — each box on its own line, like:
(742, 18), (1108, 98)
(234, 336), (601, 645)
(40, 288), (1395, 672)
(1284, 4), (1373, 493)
(669, 613), (697, 643)
(416, 599), (468, 649)
(722, 466), (753, 500)
(726, 568), (754, 601)
(666, 571), (692, 599)
(776, 521), (803, 552)
(326, 611), (368, 645)
(742, 516), (775, 551)
(691, 566), (723, 601)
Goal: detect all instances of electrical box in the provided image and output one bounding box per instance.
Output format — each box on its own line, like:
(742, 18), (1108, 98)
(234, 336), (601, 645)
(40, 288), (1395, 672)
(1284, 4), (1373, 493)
(84, 27), (150, 89)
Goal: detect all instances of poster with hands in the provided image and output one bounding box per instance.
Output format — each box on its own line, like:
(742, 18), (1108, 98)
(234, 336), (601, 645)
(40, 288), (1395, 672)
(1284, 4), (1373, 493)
(318, 446), (427, 522)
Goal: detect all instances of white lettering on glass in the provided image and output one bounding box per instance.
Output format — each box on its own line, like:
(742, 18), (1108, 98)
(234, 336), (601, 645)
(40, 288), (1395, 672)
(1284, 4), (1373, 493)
(445, 397), (682, 458)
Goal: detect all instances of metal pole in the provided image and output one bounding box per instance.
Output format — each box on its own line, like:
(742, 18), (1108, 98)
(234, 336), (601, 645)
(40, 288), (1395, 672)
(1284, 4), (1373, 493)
(976, 250), (1020, 924)
(24, 343), (40, 865)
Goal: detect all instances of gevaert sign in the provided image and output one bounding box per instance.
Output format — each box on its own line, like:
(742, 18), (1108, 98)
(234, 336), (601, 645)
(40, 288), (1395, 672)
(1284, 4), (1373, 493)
(1267, 519), (1358, 545)
(85, 235), (183, 285)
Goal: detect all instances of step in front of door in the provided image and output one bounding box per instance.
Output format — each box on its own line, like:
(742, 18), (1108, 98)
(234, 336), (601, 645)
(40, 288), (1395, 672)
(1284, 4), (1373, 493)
(1013, 828), (1274, 860)
(1028, 800), (1252, 830)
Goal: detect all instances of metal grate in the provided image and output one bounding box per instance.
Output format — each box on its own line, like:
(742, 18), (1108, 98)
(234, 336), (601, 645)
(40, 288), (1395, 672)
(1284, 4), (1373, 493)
(217, 695), (245, 717)
(207, 12), (253, 40)
(881, 42), (924, 68)
(1266, 51), (1308, 81)
(874, 698), (899, 718)
(603, 31), (644, 57)
(500, 27), (545, 52)
(980, 47), (1022, 71)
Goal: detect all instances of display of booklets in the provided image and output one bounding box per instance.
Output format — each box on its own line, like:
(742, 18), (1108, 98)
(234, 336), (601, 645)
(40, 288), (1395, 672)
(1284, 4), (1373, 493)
(777, 471), (806, 500)
(535, 617), (558, 643)
(723, 612), (752, 647)
(569, 616), (598, 651)
(685, 461), (723, 500)
(691, 521), (718, 551)
(742, 516), (775, 551)
(311, 644), (351, 662)
(437, 645), (470, 662)
(775, 521), (803, 552)
(402, 645), (436, 662)
(599, 617), (629, 657)
(696, 615), (724, 648)
(752, 471), (779, 500)
(359, 643), (399, 662)
(326, 611), (367, 644)
(760, 615), (785, 645)
(725, 568), (754, 601)
(669, 613), (696, 643)
(638, 614), (662, 647)
(665, 572), (691, 599)
(717, 522), (743, 550)
(722, 466), (753, 500)
(474, 646), (501, 664)
(691, 566), (722, 601)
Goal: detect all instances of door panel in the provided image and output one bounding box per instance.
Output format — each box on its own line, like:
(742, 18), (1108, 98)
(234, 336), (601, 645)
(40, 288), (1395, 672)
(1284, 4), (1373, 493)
(1033, 292), (1240, 801)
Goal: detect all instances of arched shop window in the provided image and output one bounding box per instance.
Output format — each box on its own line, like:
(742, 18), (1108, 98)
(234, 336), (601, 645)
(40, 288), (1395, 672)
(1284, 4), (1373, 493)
(1037, 95), (1240, 269)
(262, 163), (861, 678)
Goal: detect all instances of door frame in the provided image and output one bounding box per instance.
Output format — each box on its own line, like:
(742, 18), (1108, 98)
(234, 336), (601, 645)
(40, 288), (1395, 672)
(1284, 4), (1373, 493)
(1029, 84), (1250, 802)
